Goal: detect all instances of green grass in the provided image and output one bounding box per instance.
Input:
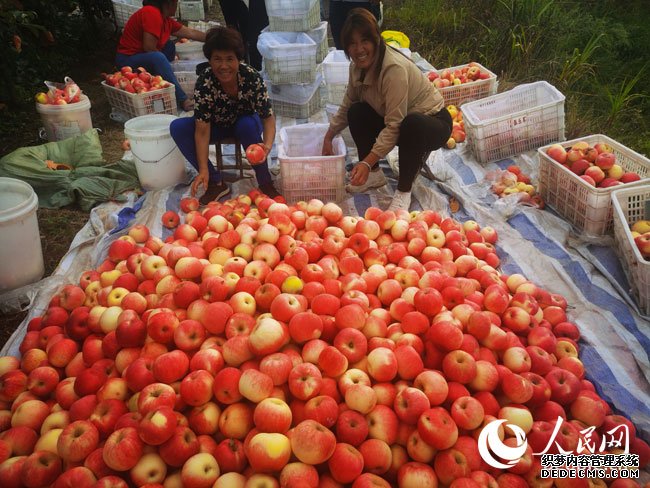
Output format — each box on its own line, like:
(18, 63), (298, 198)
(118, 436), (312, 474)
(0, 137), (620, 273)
(384, 0), (650, 154)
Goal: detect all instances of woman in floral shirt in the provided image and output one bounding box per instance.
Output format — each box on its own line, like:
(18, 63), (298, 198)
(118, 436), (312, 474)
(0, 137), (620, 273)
(170, 26), (280, 204)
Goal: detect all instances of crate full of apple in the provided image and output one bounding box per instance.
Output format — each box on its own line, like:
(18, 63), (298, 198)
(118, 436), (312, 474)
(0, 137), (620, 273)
(538, 135), (650, 236)
(101, 66), (177, 120)
(427, 61), (498, 107)
(611, 185), (650, 315)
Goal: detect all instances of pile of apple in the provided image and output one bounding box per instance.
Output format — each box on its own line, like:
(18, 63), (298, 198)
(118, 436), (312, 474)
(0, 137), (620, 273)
(35, 82), (82, 105)
(630, 220), (650, 260)
(445, 105), (466, 150)
(491, 165), (545, 208)
(427, 62), (492, 89)
(545, 141), (642, 188)
(102, 67), (172, 95)
(1, 189), (649, 488)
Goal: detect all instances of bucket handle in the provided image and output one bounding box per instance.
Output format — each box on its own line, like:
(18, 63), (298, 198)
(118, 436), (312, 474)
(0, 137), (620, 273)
(130, 144), (179, 165)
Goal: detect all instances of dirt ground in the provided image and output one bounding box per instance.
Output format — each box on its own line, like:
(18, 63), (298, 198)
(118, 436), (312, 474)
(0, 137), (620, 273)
(0, 4), (226, 350)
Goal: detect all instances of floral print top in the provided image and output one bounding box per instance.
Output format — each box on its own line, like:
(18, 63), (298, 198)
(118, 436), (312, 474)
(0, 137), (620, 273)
(194, 62), (273, 127)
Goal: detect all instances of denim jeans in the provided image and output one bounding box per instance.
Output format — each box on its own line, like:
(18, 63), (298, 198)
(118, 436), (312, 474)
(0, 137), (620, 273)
(169, 113), (272, 185)
(115, 40), (187, 105)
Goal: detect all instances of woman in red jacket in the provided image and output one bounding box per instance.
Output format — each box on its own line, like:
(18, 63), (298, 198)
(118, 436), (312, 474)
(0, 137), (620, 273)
(116, 0), (206, 111)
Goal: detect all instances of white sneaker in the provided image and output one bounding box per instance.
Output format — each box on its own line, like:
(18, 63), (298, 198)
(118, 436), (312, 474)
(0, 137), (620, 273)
(346, 170), (387, 193)
(388, 190), (412, 212)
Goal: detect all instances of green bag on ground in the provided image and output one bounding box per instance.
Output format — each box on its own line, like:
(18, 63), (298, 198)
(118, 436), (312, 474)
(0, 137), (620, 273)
(0, 129), (140, 211)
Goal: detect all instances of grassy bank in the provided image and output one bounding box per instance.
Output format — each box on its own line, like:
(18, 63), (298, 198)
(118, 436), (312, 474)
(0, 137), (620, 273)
(384, 0), (649, 155)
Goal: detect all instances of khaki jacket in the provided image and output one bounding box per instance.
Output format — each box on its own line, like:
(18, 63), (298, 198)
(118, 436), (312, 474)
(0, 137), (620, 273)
(329, 46), (445, 159)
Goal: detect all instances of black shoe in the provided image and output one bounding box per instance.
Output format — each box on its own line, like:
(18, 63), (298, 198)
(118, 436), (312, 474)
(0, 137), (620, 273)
(259, 181), (282, 199)
(199, 181), (231, 205)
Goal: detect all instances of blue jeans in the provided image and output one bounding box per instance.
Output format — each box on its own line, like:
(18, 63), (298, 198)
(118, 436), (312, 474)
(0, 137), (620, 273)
(169, 114), (272, 186)
(115, 40), (187, 105)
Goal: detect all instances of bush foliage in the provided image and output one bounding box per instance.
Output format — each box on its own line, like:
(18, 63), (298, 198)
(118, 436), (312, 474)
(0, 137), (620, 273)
(385, 0), (649, 154)
(0, 0), (114, 106)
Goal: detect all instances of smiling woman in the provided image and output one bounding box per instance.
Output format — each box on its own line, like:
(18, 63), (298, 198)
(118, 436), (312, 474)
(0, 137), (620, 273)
(323, 8), (452, 213)
(169, 26), (281, 205)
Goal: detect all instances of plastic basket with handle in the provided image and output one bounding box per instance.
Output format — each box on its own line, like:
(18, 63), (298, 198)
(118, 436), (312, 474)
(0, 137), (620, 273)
(434, 62), (498, 107)
(112, 0), (141, 30)
(102, 81), (177, 121)
(265, 72), (322, 119)
(258, 32), (318, 84)
(612, 185), (650, 316)
(175, 72), (198, 99)
(611, 185), (650, 316)
(463, 80), (566, 164)
(265, 0), (320, 32)
(279, 123), (347, 203)
(180, 0), (204, 21)
(175, 40), (204, 60)
(538, 134), (650, 236)
(322, 50), (350, 85)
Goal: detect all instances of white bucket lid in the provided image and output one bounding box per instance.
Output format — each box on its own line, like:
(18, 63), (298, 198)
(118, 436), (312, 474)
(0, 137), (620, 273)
(124, 114), (178, 140)
(0, 177), (38, 224)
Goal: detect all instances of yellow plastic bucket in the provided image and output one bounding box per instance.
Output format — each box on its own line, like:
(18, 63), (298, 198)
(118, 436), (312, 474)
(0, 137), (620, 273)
(381, 30), (410, 49)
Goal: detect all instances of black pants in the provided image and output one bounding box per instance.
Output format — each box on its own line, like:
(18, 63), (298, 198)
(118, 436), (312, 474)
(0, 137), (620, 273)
(347, 102), (453, 192)
(246, 0), (268, 70)
(329, 1), (377, 50)
(218, 0), (248, 44)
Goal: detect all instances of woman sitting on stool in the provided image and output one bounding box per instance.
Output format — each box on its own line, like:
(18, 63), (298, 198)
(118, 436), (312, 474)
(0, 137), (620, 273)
(115, 0), (206, 112)
(323, 9), (452, 212)
(170, 26), (281, 204)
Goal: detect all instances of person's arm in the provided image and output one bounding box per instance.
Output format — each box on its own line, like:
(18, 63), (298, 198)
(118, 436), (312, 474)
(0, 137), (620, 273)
(192, 120), (211, 196)
(173, 25), (207, 42)
(142, 32), (158, 52)
(260, 114), (276, 158)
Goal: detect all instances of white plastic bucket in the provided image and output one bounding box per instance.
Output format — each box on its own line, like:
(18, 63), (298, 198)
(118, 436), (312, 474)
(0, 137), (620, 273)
(0, 178), (45, 291)
(124, 114), (186, 190)
(36, 95), (93, 141)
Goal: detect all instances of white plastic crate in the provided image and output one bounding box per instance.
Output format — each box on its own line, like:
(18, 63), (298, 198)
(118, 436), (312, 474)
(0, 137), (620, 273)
(266, 72), (322, 119)
(325, 104), (354, 149)
(325, 83), (347, 105)
(102, 81), (177, 121)
(113, 0), (141, 30)
(322, 50), (350, 85)
(180, 0), (204, 21)
(307, 22), (329, 63)
(434, 62), (497, 107)
(188, 20), (220, 32)
(175, 40), (204, 60)
(258, 32), (317, 84)
(538, 135), (650, 236)
(462, 81), (565, 165)
(612, 185), (650, 315)
(265, 0), (320, 32)
(175, 72), (197, 99)
(279, 123), (347, 203)
(171, 59), (203, 73)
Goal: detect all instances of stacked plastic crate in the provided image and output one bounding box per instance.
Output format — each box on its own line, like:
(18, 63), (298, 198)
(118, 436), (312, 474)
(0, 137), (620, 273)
(322, 50), (353, 148)
(257, 0), (324, 119)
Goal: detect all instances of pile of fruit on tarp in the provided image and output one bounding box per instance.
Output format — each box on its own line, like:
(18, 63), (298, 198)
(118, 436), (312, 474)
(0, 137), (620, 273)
(0, 190), (648, 488)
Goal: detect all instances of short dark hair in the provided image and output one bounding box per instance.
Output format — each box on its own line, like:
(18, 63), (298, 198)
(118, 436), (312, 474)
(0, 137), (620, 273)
(341, 8), (386, 76)
(203, 26), (246, 61)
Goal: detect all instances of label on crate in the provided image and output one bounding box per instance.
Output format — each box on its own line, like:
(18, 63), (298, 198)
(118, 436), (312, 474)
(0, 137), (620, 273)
(508, 116), (528, 129)
(152, 97), (165, 113)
